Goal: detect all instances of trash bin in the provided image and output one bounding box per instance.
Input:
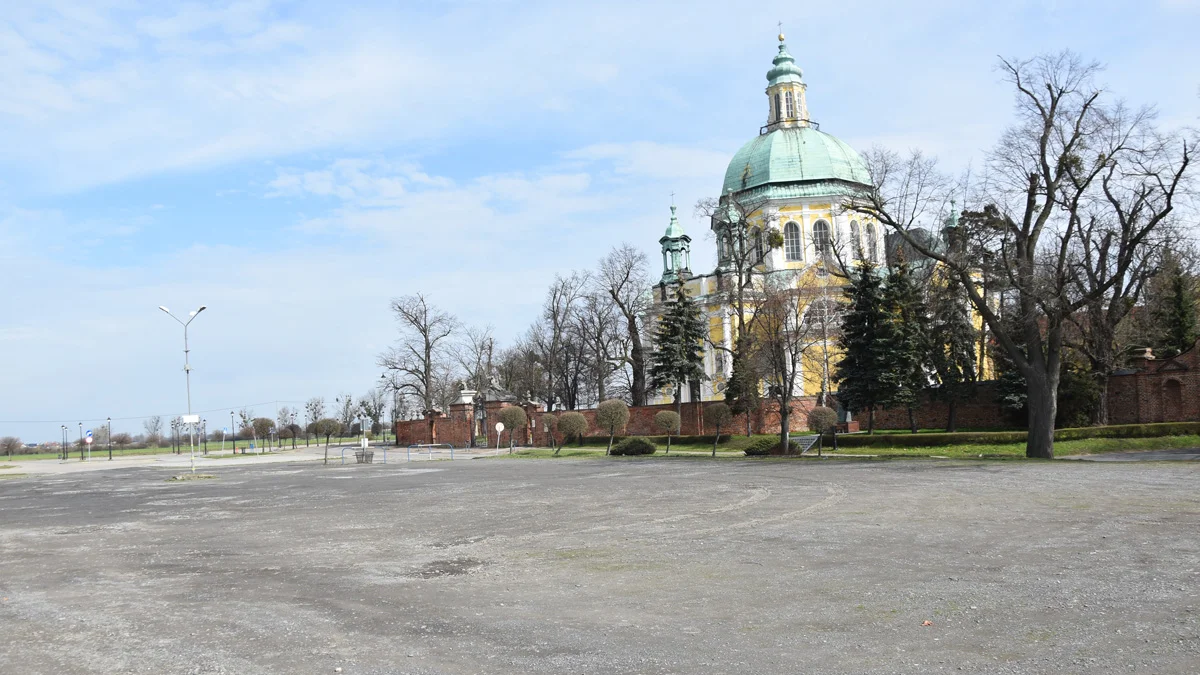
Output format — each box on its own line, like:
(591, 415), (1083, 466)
(355, 450), (374, 464)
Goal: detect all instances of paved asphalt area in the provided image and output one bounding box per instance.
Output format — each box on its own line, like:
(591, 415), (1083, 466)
(1, 458), (1197, 674)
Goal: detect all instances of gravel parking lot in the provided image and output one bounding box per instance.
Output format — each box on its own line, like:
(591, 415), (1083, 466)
(1, 457), (1197, 674)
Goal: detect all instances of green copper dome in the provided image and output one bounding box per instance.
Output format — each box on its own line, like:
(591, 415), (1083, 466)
(663, 205), (686, 238)
(766, 41), (803, 87)
(721, 126), (871, 196)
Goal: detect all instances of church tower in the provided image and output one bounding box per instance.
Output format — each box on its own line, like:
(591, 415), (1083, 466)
(659, 204), (691, 284)
(764, 32), (809, 131)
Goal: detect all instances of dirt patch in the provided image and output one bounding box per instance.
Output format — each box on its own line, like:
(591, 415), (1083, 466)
(410, 557), (486, 578)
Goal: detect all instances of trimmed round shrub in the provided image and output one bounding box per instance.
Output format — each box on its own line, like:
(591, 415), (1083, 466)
(653, 410), (681, 435)
(611, 436), (657, 456)
(595, 399), (630, 435)
(497, 406), (528, 430)
(557, 412), (588, 443)
(807, 406), (838, 433)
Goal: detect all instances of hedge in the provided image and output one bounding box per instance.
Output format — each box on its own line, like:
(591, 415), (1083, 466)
(578, 434), (734, 446)
(827, 422), (1200, 448)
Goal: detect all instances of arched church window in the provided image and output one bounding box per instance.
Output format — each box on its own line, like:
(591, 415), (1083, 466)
(774, 93), (782, 122)
(866, 223), (879, 263)
(784, 221), (802, 261)
(850, 220), (861, 258)
(752, 227), (764, 262)
(813, 220), (831, 256)
(784, 91), (795, 118)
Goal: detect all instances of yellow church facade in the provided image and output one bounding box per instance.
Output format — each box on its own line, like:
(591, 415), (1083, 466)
(648, 34), (884, 406)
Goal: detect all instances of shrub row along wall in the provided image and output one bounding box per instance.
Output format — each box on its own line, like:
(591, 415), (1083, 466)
(392, 390), (1011, 448)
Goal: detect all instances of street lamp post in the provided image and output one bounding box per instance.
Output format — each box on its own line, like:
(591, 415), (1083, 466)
(230, 411), (236, 454)
(202, 419), (207, 454)
(77, 422), (83, 461)
(159, 305), (206, 473)
(60, 425), (67, 461)
(107, 417), (112, 461)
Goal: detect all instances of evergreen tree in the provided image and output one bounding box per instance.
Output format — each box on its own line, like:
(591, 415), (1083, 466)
(881, 260), (931, 432)
(1152, 262), (1199, 358)
(927, 274), (978, 431)
(649, 286), (707, 416)
(724, 335), (761, 436)
(834, 261), (895, 433)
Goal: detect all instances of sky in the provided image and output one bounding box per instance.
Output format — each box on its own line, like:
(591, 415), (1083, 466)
(1, 0), (1198, 442)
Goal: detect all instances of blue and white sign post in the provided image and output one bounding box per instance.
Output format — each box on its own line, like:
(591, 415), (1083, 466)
(84, 429), (93, 461)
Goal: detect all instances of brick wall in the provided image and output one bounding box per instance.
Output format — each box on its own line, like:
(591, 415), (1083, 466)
(1107, 345), (1200, 424)
(394, 344), (1200, 447)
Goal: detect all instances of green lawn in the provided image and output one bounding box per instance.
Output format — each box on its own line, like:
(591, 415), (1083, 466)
(823, 434), (1200, 459)
(496, 433), (1200, 461)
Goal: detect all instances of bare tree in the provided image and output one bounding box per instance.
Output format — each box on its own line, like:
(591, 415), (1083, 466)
(1, 437), (22, 456)
(361, 388), (388, 434)
(754, 272), (826, 452)
(143, 415), (163, 446)
(379, 293), (460, 413)
(572, 291), (625, 405)
(455, 324), (496, 393)
(849, 51), (1192, 458)
(304, 397), (325, 445)
(276, 406), (298, 449)
(335, 395), (355, 436)
(533, 272), (588, 410)
(597, 245), (651, 405)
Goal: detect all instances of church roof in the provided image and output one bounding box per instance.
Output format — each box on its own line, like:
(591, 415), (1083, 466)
(766, 39), (803, 87)
(663, 204), (686, 239)
(722, 126), (872, 195)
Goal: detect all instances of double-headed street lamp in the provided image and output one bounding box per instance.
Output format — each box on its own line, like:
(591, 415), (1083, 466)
(159, 305), (206, 473)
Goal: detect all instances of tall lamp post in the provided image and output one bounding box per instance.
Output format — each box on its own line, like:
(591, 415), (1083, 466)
(60, 425), (67, 461)
(107, 417), (112, 461)
(159, 305), (206, 473)
(77, 422), (83, 461)
(230, 411), (236, 454)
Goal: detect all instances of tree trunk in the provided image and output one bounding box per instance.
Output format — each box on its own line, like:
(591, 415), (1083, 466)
(629, 322), (647, 406)
(606, 432), (614, 455)
(867, 408), (875, 434)
(907, 406), (918, 433)
(946, 398), (958, 433)
(745, 414), (752, 437)
(1092, 374), (1110, 426)
(712, 426), (720, 457)
(1025, 372), (1058, 459)
(779, 408), (790, 455)
(666, 434), (671, 454)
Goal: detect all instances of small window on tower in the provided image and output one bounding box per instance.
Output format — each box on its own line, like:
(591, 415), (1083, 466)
(785, 91), (795, 118)
(774, 93), (781, 122)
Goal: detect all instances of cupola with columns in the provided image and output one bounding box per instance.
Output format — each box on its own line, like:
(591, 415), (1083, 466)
(764, 32), (809, 132)
(659, 204), (691, 284)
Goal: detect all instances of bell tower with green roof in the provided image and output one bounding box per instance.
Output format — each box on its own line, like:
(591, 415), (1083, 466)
(659, 204), (692, 284)
(765, 32), (809, 132)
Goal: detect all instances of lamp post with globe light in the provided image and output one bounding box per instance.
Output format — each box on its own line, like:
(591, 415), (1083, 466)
(159, 305), (206, 473)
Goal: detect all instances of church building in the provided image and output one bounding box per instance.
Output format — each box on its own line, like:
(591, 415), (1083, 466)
(649, 33), (882, 405)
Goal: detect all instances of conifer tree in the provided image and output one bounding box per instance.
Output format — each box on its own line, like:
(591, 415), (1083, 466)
(882, 260), (931, 432)
(649, 286), (707, 417)
(834, 261), (895, 433)
(724, 335), (761, 436)
(1152, 263), (1199, 358)
(927, 274), (978, 431)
